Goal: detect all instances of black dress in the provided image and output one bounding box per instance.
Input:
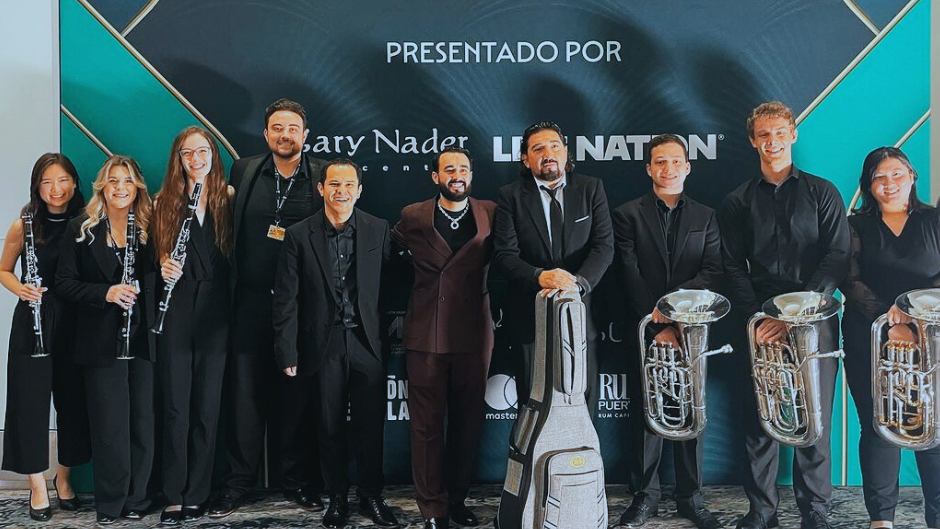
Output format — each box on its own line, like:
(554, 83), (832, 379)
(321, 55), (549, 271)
(841, 207), (940, 525)
(2, 211), (91, 474)
(157, 210), (230, 506)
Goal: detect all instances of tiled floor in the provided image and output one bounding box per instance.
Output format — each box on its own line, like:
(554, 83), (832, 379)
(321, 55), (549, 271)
(0, 485), (933, 528)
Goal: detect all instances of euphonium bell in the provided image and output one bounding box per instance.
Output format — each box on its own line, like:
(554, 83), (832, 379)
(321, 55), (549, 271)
(638, 289), (733, 440)
(871, 289), (940, 450)
(747, 291), (843, 447)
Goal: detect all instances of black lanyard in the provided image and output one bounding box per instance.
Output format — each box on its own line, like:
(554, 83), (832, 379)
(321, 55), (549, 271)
(273, 161), (301, 226)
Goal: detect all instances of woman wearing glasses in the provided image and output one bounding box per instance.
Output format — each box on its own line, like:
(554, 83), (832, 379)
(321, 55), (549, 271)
(150, 127), (233, 524)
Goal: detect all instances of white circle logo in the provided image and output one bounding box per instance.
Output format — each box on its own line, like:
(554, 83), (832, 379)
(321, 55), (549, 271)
(485, 374), (518, 411)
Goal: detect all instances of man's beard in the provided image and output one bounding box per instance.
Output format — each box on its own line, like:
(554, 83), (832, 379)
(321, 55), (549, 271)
(439, 180), (471, 202)
(272, 140), (301, 159)
(534, 162), (564, 182)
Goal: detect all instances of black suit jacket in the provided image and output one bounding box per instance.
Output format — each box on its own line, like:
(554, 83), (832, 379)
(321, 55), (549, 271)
(55, 216), (156, 367)
(229, 152), (327, 287)
(493, 172), (614, 341)
(272, 209), (391, 375)
(612, 193), (723, 323)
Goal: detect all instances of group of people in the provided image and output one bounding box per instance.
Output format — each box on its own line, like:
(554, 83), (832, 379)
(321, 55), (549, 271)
(0, 98), (936, 529)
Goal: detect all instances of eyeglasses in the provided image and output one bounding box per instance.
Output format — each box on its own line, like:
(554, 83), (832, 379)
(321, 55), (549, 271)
(179, 147), (211, 159)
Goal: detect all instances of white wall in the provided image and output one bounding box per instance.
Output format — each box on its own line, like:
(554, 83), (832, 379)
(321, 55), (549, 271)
(0, 0), (59, 485)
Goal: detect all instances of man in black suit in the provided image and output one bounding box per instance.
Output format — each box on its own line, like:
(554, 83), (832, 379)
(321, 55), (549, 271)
(493, 120), (614, 414)
(210, 98), (326, 517)
(273, 159), (397, 529)
(612, 134), (723, 529)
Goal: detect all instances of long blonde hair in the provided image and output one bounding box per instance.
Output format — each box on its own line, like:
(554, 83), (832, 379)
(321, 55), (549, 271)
(77, 155), (152, 244)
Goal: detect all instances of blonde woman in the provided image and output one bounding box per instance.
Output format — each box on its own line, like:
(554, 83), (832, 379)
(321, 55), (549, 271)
(55, 155), (155, 525)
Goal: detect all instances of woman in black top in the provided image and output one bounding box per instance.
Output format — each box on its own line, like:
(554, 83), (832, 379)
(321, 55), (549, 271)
(0, 153), (89, 521)
(56, 155), (155, 525)
(150, 127), (232, 524)
(841, 146), (940, 529)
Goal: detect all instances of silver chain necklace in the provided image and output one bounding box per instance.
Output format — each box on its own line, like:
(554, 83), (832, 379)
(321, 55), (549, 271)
(437, 199), (469, 230)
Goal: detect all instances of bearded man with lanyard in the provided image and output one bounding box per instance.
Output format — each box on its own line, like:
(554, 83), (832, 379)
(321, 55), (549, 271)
(209, 98), (327, 517)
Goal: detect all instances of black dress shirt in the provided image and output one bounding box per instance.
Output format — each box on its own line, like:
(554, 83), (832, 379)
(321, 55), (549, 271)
(655, 194), (685, 282)
(235, 154), (316, 289)
(718, 165), (850, 314)
(325, 212), (358, 328)
(842, 208), (940, 321)
(434, 201), (477, 253)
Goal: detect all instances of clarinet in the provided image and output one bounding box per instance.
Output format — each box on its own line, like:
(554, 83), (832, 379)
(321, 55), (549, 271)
(116, 209), (137, 360)
(22, 210), (48, 358)
(151, 183), (202, 334)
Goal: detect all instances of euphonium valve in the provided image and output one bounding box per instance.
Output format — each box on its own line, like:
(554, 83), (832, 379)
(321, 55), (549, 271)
(638, 289), (733, 440)
(871, 289), (940, 450)
(747, 291), (843, 447)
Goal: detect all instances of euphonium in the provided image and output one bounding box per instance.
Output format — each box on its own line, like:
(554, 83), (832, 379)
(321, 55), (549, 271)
(638, 289), (733, 440)
(747, 291), (843, 447)
(871, 289), (940, 450)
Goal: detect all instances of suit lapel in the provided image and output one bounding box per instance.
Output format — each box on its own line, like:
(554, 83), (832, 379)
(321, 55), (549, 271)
(562, 175), (583, 249)
(233, 155), (266, 245)
(448, 197), (487, 266)
(424, 199), (453, 261)
(522, 178), (552, 256)
(671, 200), (694, 272)
(355, 210), (377, 299)
(90, 222), (121, 281)
(639, 195), (668, 267)
(308, 210), (337, 296)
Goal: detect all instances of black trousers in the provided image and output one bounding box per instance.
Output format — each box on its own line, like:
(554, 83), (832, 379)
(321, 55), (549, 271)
(2, 351), (91, 474)
(157, 280), (228, 506)
(516, 338), (598, 418)
(316, 326), (386, 498)
(406, 350), (489, 519)
(278, 373), (324, 493)
(84, 358), (155, 517)
(738, 317), (839, 525)
(625, 341), (704, 508)
(843, 312), (940, 524)
(220, 284), (284, 496)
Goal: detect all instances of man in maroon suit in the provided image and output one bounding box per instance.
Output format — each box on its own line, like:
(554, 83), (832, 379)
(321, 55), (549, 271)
(391, 147), (496, 529)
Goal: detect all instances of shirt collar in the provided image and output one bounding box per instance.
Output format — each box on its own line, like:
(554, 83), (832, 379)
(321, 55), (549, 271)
(265, 153), (309, 181)
(324, 209), (357, 236)
(759, 164), (800, 187)
(535, 174), (567, 193)
(652, 192), (685, 212)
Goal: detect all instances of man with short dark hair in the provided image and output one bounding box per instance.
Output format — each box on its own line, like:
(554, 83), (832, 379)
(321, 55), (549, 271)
(612, 134), (723, 529)
(209, 98), (326, 517)
(719, 101), (849, 529)
(391, 148), (496, 529)
(493, 120), (614, 414)
(273, 159), (397, 528)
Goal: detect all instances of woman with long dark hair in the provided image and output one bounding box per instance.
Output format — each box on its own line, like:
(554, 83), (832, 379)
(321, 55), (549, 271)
(150, 127), (232, 524)
(0, 153), (89, 521)
(55, 155), (156, 524)
(841, 146), (940, 529)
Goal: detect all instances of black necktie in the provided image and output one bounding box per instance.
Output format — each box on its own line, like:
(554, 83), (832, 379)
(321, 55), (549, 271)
(544, 186), (564, 266)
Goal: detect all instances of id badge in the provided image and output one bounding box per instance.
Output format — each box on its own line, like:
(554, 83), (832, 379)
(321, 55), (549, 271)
(267, 224), (286, 241)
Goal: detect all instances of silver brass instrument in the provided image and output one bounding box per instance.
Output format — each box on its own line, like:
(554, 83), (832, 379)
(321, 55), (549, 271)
(22, 211), (48, 358)
(748, 292), (843, 447)
(116, 210), (137, 360)
(638, 289), (732, 440)
(871, 289), (940, 450)
(151, 182), (202, 335)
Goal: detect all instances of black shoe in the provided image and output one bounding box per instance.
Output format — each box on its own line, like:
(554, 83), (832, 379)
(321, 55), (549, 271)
(449, 501), (479, 527)
(53, 474), (81, 511)
(736, 511), (779, 529)
(208, 493), (241, 518)
(96, 512), (117, 525)
(285, 488), (325, 512)
(182, 504), (206, 521)
(677, 505), (722, 529)
(28, 491), (52, 521)
(123, 509), (144, 520)
(322, 494), (349, 528)
(618, 495), (658, 526)
(160, 508), (183, 525)
(359, 496), (400, 527)
(426, 517), (450, 529)
(802, 511), (832, 529)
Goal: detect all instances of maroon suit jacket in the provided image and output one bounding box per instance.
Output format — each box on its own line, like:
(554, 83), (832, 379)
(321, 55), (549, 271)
(391, 197), (496, 355)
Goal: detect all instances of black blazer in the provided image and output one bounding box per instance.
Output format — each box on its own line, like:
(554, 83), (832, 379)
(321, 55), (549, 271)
(55, 216), (156, 367)
(493, 173), (614, 341)
(272, 209), (390, 375)
(612, 193), (723, 322)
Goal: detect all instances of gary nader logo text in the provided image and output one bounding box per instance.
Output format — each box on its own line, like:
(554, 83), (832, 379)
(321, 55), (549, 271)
(493, 133), (721, 162)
